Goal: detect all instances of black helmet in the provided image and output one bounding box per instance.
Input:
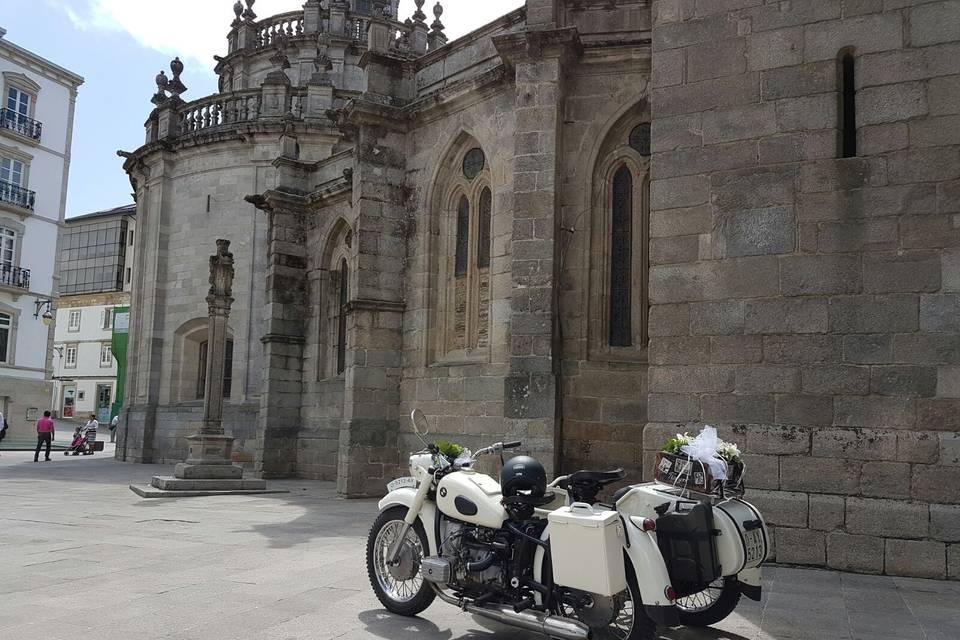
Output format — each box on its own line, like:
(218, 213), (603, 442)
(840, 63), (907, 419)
(500, 456), (547, 498)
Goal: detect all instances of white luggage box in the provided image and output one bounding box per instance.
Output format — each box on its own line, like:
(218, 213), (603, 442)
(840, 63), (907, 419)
(547, 503), (627, 597)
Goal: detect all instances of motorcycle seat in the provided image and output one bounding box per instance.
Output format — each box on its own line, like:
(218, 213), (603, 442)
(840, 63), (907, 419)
(567, 468), (626, 486)
(558, 469), (627, 504)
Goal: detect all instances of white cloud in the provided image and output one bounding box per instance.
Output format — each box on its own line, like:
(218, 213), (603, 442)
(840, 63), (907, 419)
(53, 0), (525, 71)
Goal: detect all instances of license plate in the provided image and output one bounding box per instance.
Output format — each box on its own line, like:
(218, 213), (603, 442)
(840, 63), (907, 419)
(387, 476), (418, 492)
(744, 528), (767, 564)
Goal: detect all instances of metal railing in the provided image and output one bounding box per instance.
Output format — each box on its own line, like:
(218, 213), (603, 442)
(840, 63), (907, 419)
(0, 265), (30, 290)
(0, 179), (36, 210)
(0, 108), (42, 141)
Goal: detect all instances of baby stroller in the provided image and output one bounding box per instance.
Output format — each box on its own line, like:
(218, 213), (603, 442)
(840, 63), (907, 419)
(64, 426), (97, 456)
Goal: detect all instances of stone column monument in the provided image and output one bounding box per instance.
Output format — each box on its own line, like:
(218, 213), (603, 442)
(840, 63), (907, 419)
(131, 240), (276, 497)
(178, 239), (244, 478)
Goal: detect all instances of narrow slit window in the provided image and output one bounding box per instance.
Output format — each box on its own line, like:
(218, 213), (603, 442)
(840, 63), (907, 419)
(198, 339), (234, 399)
(197, 341), (208, 399)
(337, 260), (348, 375)
(841, 52), (857, 158)
(223, 340), (234, 398)
(455, 195), (470, 277)
(609, 165), (633, 348)
(477, 188), (492, 269)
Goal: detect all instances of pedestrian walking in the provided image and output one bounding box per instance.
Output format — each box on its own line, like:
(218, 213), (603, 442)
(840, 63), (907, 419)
(85, 413), (99, 442)
(109, 414), (119, 443)
(34, 411), (55, 462)
(0, 410), (7, 457)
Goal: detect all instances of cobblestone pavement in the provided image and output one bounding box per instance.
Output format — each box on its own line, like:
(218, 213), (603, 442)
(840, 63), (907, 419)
(2, 451), (958, 640)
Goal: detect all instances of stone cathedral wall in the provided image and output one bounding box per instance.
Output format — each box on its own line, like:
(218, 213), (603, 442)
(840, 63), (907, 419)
(646, 0), (960, 580)
(398, 37), (520, 465)
(121, 141), (273, 464)
(558, 44), (652, 477)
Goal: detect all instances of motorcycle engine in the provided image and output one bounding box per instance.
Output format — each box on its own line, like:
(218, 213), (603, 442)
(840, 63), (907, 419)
(442, 522), (506, 589)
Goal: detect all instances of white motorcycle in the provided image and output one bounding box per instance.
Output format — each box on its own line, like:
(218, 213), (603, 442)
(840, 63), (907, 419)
(366, 410), (769, 640)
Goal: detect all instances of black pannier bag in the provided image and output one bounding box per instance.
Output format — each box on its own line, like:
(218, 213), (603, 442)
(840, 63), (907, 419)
(655, 501), (721, 597)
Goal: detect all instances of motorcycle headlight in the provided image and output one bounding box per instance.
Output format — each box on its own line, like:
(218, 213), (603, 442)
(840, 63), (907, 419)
(409, 452), (434, 475)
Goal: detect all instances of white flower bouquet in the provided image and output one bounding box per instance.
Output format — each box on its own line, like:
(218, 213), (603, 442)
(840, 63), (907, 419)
(656, 426), (745, 497)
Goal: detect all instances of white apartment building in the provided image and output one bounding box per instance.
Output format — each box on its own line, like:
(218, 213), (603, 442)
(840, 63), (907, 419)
(0, 27), (83, 438)
(52, 204), (136, 421)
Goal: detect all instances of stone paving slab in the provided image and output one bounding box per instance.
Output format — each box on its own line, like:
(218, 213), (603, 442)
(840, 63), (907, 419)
(2, 451), (959, 640)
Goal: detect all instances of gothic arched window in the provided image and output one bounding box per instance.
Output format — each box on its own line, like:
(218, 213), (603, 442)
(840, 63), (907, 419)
(442, 146), (492, 356)
(589, 118), (650, 360)
(317, 219), (352, 380)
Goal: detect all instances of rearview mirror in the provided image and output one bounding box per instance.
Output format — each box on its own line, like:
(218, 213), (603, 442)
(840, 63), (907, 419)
(411, 409), (430, 437)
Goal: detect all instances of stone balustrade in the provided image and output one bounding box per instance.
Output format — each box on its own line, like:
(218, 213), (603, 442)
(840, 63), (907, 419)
(348, 16), (369, 42)
(170, 87), (322, 140)
(235, 10), (374, 51)
(254, 11), (305, 49)
(179, 90), (263, 135)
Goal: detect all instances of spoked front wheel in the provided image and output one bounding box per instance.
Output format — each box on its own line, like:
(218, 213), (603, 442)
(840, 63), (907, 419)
(675, 577), (741, 627)
(366, 506), (435, 616)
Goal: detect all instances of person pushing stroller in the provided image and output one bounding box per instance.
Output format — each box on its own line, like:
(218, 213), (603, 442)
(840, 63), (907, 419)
(64, 414), (99, 456)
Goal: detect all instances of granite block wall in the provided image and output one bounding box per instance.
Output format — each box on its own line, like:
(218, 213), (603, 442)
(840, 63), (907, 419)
(647, 0), (960, 579)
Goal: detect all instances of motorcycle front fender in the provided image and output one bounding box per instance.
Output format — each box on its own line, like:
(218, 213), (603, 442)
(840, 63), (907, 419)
(377, 487), (439, 556)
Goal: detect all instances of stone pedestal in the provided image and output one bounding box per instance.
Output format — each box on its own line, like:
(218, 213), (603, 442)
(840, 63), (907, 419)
(137, 435), (271, 496)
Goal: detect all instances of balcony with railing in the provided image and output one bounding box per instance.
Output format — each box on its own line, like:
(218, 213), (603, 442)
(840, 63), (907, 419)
(0, 266), (30, 291)
(0, 109), (42, 142)
(0, 179), (36, 211)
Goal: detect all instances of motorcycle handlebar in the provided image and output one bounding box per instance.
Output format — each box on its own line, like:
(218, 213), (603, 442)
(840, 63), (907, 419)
(473, 440), (523, 458)
(429, 440), (525, 470)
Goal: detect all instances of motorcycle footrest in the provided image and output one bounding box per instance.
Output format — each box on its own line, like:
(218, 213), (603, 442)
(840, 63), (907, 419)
(513, 597), (535, 613)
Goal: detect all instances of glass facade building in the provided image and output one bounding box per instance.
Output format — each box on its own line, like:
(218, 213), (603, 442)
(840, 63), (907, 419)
(60, 218), (128, 295)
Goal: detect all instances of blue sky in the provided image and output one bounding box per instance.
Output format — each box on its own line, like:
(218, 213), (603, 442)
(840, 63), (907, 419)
(4, 0), (523, 219)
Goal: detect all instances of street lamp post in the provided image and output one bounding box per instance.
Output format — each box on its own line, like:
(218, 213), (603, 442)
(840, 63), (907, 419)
(34, 298), (54, 325)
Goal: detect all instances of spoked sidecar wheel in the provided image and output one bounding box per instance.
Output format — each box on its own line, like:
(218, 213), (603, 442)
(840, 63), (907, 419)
(561, 566), (657, 640)
(675, 577), (741, 627)
(366, 506), (435, 617)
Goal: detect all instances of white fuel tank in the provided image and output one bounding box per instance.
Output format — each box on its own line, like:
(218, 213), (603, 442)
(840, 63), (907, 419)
(436, 470), (507, 529)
